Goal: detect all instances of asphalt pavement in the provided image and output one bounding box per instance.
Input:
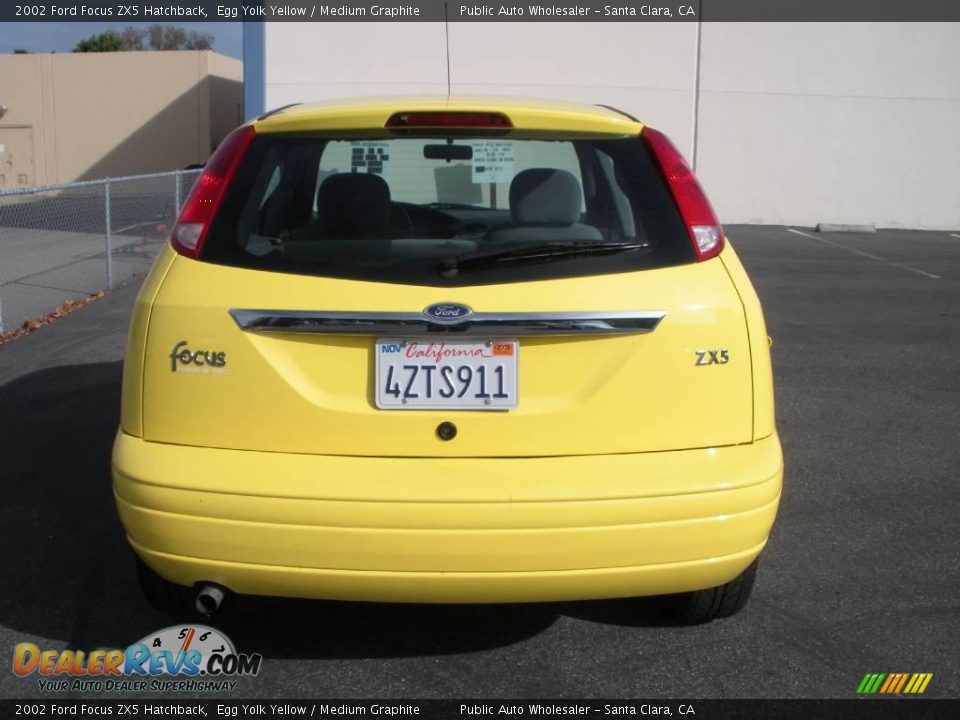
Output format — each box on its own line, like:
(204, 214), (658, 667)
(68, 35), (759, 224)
(0, 226), (957, 699)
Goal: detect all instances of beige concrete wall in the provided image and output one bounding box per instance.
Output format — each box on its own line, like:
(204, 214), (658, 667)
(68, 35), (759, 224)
(0, 51), (242, 186)
(0, 55), (50, 188)
(263, 22), (960, 230)
(206, 50), (244, 150)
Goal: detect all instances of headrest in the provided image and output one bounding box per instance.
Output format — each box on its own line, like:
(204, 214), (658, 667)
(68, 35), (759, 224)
(315, 173), (391, 239)
(509, 169), (583, 226)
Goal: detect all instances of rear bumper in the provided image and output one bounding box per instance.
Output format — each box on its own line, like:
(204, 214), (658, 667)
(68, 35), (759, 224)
(112, 432), (782, 603)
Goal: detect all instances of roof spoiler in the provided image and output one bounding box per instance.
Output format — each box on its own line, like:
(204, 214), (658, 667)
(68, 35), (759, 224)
(256, 103), (302, 121)
(595, 104), (640, 122)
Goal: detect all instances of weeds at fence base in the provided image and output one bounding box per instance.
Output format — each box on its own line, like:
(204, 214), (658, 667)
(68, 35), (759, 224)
(0, 286), (118, 346)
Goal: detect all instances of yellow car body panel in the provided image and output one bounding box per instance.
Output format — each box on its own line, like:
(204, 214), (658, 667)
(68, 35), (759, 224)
(113, 95), (782, 605)
(720, 241), (776, 440)
(113, 430), (781, 602)
(140, 245), (753, 457)
(119, 243), (177, 437)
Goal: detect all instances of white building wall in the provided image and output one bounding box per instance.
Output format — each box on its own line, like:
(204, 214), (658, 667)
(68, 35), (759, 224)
(263, 22), (960, 230)
(264, 23), (447, 106)
(696, 22), (960, 229)
(447, 23), (698, 161)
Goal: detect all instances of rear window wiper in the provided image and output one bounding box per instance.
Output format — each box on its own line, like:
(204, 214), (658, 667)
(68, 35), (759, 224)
(440, 241), (651, 275)
(439, 241), (650, 277)
(422, 202), (494, 211)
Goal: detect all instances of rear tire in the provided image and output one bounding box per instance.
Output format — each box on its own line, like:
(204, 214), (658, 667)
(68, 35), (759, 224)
(666, 559), (759, 624)
(135, 557), (195, 614)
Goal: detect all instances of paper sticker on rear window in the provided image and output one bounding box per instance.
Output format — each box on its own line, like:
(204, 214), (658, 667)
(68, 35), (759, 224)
(350, 141), (391, 178)
(471, 141), (514, 184)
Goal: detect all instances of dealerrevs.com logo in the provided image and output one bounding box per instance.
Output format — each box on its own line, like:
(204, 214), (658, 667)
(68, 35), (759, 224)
(13, 625), (261, 693)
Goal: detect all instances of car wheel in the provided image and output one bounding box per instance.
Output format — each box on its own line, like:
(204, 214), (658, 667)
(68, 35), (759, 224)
(666, 559), (759, 624)
(135, 557), (195, 614)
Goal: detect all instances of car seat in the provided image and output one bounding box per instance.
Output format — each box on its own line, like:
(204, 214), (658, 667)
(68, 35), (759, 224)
(483, 168), (603, 244)
(315, 173), (393, 239)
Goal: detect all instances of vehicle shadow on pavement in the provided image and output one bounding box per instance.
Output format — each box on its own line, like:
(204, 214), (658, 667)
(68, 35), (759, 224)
(214, 596), (683, 660)
(0, 362), (678, 661)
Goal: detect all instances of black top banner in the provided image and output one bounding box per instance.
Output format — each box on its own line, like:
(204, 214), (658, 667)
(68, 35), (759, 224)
(4, 0), (960, 23)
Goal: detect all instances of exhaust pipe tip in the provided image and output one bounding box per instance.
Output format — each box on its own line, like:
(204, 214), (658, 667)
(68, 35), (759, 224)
(195, 584), (228, 616)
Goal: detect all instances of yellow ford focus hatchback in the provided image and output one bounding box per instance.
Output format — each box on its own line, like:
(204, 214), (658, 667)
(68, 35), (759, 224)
(113, 96), (781, 623)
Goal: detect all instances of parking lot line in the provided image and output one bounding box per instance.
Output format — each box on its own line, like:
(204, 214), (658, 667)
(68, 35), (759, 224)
(786, 228), (942, 279)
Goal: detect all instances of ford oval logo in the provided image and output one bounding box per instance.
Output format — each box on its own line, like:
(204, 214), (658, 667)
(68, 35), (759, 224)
(423, 302), (473, 324)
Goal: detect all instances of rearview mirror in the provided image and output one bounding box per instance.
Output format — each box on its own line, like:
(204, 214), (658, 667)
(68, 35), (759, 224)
(424, 144), (473, 161)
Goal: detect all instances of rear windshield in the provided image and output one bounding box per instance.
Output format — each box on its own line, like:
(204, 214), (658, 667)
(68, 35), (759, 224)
(202, 134), (695, 286)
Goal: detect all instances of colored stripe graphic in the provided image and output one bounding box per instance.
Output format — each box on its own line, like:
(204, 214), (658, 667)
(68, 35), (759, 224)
(907, 673), (933, 694)
(857, 673), (932, 694)
(879, 674), (897, 693)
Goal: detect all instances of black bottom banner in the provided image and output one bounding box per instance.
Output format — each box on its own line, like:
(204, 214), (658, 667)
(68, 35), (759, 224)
(0, 700), (956, 720)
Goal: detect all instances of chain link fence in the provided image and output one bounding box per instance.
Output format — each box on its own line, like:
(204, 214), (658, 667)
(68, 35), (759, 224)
(0, 170), (201, 334)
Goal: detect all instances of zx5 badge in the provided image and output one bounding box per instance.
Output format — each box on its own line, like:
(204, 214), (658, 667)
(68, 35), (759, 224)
(695, 349), (729, 366)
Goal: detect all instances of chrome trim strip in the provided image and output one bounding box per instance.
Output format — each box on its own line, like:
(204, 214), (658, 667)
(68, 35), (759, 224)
(229, 309), (666, 337)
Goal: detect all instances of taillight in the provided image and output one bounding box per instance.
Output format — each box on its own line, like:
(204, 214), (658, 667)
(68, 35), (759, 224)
(171, 125), (255, 258)
(642, 127), (724, 261)
(385, 111), (512, 129)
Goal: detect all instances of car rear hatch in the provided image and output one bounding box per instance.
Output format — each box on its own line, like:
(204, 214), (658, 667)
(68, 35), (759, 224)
(139, 101), (753, 457)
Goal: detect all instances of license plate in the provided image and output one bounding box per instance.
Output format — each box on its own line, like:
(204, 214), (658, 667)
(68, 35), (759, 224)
(375, 338), (518, 410)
